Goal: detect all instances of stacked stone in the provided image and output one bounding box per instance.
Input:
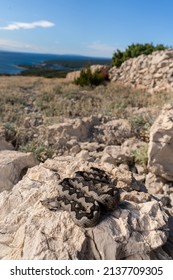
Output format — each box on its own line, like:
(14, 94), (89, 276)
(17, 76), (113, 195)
(109, 49), (173, 93)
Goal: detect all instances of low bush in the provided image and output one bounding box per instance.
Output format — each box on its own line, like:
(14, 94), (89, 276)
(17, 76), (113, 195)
(74, 67), (108, 87)
(20, 141), (54, 162)
(133, 144), (148, 169)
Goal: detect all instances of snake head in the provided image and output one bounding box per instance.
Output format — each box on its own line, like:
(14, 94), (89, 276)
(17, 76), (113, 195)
(101, 188), (120, 211)
(41, 197), (61, 211)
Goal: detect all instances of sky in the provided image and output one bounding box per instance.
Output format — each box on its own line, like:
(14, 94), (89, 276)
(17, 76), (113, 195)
(0, 0), (173, 57)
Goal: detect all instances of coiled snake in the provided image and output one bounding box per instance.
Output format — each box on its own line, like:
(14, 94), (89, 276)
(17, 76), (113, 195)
(42, 167), (120, 227)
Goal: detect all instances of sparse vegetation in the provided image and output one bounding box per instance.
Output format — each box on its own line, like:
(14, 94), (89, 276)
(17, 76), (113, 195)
(1, 76), (173, 162)
(112, 43), (168, 67)
(133, 144), (148, 169)
(129, 114), (154, 142)
(74, 67), (108, 87)
(20, 141), (54, 162)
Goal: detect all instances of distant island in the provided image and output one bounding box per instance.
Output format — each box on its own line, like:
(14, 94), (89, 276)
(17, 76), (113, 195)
(18, 57), (111, 78)
(0, 50), (111, 77)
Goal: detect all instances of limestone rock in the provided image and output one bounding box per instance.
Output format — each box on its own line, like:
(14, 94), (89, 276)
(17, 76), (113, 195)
(0, 155), (169, 260)
(109, 49), (173, 92)
(148, 105), (173, 181)
(42, 116), (101, 147)
(102, 145), (133, 166)
(86, 200), (168, 260)
(104, 138), (147, 167)
(90, 64), (110, 76)
(0, 150), (38, 192)
(90, 64), (110, 72)
(39, 116), (133, 156)
(0, 137), (14, 151)
(66, 70), (81, 82)
(97, 119), (132, 145)
(145, 172), (168, 194)
(0, 111), (172, 260)
(0, 162), (169, 260)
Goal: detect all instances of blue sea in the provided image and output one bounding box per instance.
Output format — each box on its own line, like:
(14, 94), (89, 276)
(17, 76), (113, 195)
(0, 51), (111, 74)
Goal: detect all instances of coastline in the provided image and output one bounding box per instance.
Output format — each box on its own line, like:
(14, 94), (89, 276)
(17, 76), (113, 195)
(0, 51), (111, 75)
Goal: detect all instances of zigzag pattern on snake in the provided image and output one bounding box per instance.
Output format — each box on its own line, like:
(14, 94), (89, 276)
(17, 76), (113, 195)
(41, 167), (120, 228)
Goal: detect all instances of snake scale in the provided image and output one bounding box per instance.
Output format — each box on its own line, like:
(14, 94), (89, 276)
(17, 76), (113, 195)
(42, 167), (120, 227)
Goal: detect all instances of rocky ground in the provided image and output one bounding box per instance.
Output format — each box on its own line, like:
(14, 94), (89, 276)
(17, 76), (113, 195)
(0, 71), (173, 259)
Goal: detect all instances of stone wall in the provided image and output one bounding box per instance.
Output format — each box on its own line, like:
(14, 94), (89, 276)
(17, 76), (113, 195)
(65, 50), (173, 92)
(109, 49), (173, 93)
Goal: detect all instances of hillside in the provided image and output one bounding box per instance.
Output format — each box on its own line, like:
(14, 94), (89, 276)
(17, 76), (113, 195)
(0, 51), (173, 259)
(0, 73), (173, 159)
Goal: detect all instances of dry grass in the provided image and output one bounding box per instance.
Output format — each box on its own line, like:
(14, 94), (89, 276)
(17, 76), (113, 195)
(1, 75), (173, 160)
(1, 76), (173, 124)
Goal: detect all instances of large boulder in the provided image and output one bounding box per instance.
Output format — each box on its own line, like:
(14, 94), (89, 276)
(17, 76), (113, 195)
(0, 157), (170, 260)
(0, 150), (38, 192)
(148, 105), (173, 181)
(66, 71), (81, 82)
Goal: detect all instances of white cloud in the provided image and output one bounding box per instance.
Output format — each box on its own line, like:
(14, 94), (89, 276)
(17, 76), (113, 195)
(0, 20), (55, 30)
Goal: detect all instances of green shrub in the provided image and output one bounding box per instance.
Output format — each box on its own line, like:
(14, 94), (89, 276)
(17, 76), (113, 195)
(133, 144), (148, 169)
(129, 115), (153, 130)
(128, 115), (154, 142)
(112, 43), (168, 67)
(74, 67), (107, 87)
(20, 141), (53, 162)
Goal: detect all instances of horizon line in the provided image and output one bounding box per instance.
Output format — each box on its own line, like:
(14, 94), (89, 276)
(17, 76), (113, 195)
(0, 49), (112, 59)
